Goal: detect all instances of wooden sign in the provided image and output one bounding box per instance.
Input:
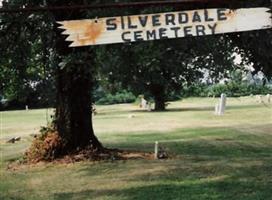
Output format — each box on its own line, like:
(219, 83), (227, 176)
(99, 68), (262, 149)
(58, 7), (272, 47)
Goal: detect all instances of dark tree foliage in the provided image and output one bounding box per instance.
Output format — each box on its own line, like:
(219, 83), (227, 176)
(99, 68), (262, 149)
(0, 1), (56, 109)
(230, 0), (272, 79)
(1, 0), (103, 152)
(96, 35), (236, 110)
(231, 30), (272, 81)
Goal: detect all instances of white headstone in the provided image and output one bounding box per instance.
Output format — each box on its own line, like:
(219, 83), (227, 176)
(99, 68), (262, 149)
(154, 141), (159, 159)
(256, 95), (263, 103)
(267, 94), (271, 103)
(147, 103), (152, 112)
(215, 104), (219, 115)
(218, 94), (227, 115)
(25, 105), (29, 111)
(140, 97), (147, 109)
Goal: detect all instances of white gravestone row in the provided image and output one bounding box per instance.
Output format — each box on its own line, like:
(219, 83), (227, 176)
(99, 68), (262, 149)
(256, 95), (263, 103)
(256, 94), (271, 104)
(215, 94), (227, 116)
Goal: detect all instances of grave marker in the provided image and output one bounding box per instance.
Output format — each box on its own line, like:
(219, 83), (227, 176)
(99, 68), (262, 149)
(154, 141), (159, 159)
(215, 94), (227, 115)
(140, 96), (147, 109)
(267, 94), (271, 103)
(256, 95), (263, 103)
(215, 103), (219, 115)
(218, 93), (227, 115)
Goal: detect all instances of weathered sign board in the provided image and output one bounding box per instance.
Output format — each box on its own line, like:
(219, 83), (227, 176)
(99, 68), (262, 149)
(58, 7), (272, 47)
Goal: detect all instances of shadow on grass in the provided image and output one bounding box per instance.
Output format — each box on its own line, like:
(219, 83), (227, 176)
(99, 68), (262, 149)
(53, 171), (272, 200)
(2, 126), (272, 200)
(66, 143), (272, 200)
(0, 194), (25, 200)
(102, 126), (272, 159)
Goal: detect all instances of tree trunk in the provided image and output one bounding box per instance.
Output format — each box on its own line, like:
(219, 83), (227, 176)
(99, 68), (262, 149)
(55, 50), (102, 152)
(154, 97), (166, 111)
(150, 84), (166, 111)
(49, 1), (103, 152)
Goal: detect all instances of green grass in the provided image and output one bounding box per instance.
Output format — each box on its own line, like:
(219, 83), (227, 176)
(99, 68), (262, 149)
(1, 97), (272, 200)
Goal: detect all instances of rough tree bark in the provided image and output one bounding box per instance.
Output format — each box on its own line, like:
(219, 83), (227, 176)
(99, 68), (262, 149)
(49, 0), (103, 152)
(54, 49), (102, 152)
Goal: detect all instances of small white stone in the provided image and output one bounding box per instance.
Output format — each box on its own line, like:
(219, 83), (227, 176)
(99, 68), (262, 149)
(128, 114), (136, 119)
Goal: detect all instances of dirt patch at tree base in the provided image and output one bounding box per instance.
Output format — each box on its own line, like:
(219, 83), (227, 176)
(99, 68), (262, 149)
(53, 148), (156, 163)
(7, 130), (168, 171)
(7, 149), (156, 171)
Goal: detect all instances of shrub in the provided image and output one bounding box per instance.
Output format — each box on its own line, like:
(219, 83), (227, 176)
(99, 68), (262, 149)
(181, 83), (272, 98)
(206, 83), (272, 97)
(96, 90), (136, 105)
(25, 127), (64, 163)
(181, 84), (207, 97)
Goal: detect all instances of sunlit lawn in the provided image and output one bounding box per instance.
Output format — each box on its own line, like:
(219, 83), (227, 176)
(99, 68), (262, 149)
(0, 97), (272, 200)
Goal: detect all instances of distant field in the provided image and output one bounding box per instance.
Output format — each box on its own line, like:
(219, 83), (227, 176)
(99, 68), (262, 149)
(1, 97), (272, 200)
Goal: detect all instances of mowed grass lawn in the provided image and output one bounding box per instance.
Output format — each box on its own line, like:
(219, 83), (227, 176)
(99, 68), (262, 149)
(0, 97), (272, 200)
